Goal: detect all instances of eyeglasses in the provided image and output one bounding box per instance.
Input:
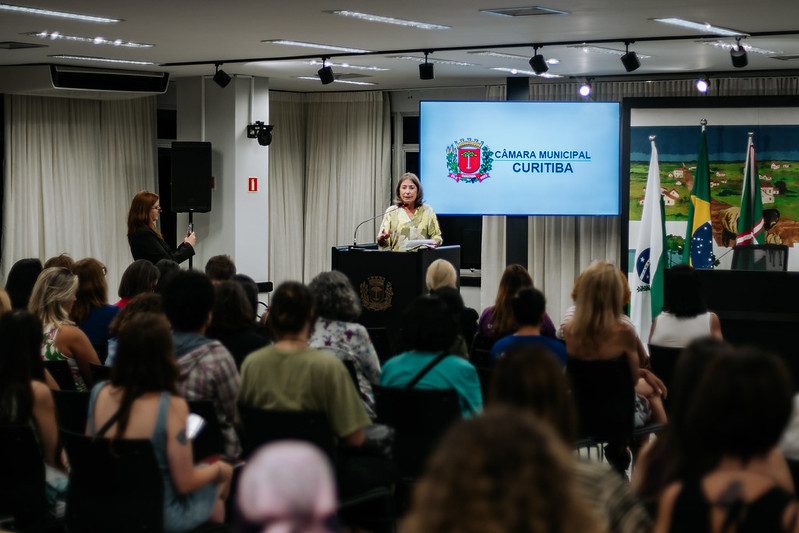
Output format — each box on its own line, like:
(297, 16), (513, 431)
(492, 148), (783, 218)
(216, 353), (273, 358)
(152, 205), (162, 212)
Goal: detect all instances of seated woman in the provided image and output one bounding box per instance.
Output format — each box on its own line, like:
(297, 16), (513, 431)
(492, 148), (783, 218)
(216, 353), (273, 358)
(115, 259), (160, 308)
(654, 348), (797, 533)
(88, 312), (233, 531)
(5, 258), (43, 310)
(402, 407), (602, 533)
(205, 280), (268, 369)
(28, 267), (100, 391)
(478, 263), (557, 342)
(649, 264), (723, 348)
(380, 294), (482, 418)
(0, 310), (62, 474)
(71, 257), (119, 362)
(308, 271), (381, 419)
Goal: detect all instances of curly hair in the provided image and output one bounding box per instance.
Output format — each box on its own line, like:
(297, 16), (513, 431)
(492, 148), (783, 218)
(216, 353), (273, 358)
(403, 407), (603, 533)
(308, 271), (361, 322)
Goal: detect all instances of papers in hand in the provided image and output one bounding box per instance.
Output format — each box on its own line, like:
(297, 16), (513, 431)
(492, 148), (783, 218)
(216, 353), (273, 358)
(400, 239), (437, 251)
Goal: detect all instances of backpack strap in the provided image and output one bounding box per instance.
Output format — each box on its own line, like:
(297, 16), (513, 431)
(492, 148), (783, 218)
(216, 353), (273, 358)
(405, 352), (449, 389)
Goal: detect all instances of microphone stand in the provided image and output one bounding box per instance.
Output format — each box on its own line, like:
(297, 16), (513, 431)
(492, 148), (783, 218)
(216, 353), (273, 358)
(353, 205), (399, 247)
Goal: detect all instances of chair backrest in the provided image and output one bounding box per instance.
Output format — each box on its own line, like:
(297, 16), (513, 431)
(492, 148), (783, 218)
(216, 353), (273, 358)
(372, 385), (461, 478)
(566, 356), (635, 441)
(60, 429), (163, 532)
(43, 359), (77, 391)
(648, 344), (683, 411)
(0, 425), (47, 531)
(237, 406), (336, 461)
(89, 362), (111, 386)
(187, 399), (225, 462)
(469, 333), (496, 367)
(51, 389), (91, 433)
(731, 244), (788, 271)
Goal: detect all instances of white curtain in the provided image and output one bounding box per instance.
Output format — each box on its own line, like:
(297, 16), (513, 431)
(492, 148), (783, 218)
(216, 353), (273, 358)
(2, 95), (157, 291)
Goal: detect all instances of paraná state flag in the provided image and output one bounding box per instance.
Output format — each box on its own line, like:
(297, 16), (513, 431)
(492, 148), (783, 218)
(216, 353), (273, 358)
(630, 137), (665, 340)
(736, 134), (764, 245)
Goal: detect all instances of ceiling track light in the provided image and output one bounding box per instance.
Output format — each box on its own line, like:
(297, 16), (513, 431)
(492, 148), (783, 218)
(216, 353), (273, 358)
(213, 63), (231, 88)
(696, 78), (710, 93)
(529, 45), (548, 75)
(317, 57), (335, 84)
(419, 51), (434, 80)
(578, 79), (592, 97)
(620, 41), (640, 72)
(730, 37), (748, 68)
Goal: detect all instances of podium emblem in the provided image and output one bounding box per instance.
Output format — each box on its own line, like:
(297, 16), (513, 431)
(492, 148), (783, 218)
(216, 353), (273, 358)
(360, 276), (393, 311)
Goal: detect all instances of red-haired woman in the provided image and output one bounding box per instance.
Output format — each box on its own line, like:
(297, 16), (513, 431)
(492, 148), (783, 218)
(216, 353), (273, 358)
(127, 190), (196, 264)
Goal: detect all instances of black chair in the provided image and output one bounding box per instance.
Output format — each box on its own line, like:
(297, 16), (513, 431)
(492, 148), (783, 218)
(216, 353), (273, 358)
(237, 406), (394, 532)
(92, 341), (109, 365)
(648, 344), (683, 413)
(731, 243), (788, 271)
(0, 425), (50, 532)
(89, 362), (111, 385)
(187, 400), (225, 462)
(60, 429), (229, 533)
(469, 332), (496, 366)
(51, 389), (90, 433)
(372, 385), (461, 480)
(43, 359), (77, 391)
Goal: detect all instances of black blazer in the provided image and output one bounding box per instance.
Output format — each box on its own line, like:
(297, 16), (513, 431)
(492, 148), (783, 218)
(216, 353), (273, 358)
(129, 227), (194, 264)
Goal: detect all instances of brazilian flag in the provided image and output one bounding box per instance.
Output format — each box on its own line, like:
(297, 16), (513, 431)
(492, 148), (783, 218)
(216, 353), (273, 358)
(683, 127), (714, 269)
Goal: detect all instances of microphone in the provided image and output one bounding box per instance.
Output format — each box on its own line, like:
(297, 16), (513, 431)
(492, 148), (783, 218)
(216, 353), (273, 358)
(353, 205), (400, 246)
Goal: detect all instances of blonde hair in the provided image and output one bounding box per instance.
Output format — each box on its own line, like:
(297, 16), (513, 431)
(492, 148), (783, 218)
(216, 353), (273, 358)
(426, 259), (457, 291)
(0, 289), (11, 314)
(567, 261), (625, 348)
(28, 267), (78, 327)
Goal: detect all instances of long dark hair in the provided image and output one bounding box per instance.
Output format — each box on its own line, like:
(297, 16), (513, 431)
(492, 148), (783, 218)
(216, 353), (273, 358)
(0, 311), (44, 424)
(110, 313), (179, 438)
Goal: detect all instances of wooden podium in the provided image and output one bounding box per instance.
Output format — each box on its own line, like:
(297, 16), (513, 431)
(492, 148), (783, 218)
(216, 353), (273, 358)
(331, 244), (461, 360)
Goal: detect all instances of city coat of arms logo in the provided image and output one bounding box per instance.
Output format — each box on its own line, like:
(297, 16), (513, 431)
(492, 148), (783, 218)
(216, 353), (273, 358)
(446, 138), (493, 183)
(360, 276), (393, 311)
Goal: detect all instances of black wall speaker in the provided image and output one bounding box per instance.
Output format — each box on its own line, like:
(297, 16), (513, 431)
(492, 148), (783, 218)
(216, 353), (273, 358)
(170, 141), (212, 213)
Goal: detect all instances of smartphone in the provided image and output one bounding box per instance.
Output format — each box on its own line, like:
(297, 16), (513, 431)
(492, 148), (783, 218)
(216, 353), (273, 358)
(186, 413), (205, 440)
(187, 222), (194, 235)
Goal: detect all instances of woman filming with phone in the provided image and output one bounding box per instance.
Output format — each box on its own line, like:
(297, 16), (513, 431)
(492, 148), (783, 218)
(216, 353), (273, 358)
(127, 190), (196, 264)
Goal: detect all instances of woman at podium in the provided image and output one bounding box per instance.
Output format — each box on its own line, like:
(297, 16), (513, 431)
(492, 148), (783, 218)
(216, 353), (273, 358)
(377, 173), (442, 251)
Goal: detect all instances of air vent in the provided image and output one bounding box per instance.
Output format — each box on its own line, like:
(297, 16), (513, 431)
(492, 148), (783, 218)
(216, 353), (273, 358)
(0, 41), (46, 49)
(0, 65), (170, 99)
(480, 6), (568, 17)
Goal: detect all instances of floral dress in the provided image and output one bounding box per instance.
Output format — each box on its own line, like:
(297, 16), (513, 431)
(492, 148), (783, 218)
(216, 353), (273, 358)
(42, 324), (87, 391)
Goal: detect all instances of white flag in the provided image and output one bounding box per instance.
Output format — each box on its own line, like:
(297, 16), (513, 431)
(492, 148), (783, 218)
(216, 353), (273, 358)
(630, 137), (665, 341)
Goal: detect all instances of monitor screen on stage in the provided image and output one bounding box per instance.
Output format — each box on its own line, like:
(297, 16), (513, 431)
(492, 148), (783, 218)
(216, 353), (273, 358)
(419, 100), (621, 216)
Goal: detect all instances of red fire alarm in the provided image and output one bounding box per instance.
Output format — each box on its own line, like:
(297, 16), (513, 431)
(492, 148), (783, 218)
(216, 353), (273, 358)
(248, 177), (257, 192)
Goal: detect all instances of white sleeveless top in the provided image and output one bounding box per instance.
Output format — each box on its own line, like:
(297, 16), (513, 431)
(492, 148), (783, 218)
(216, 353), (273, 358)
(649, 311), (712, 348)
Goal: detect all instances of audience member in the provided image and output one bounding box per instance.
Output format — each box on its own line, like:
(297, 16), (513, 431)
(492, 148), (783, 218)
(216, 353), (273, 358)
(308, 271), (381, 418)
(633, 338), (734, 513)
(154, 258), (180, 295)
(5, 258), (43, 310)
(28, 267), (100, 390)
(115, 259), (160, 308)
(231, 274), (261, 319)
(163, 270), (241, 460)
(205, 255), (237, 283)
(236, 441), (338, 533)
(105, 292), (165, 367)
(88, 312), (232, 530)
(425, 258), (457, 291)
(654, 348), (796, 533)
(238, 281), (395, 499)
(380, 294), (482, 418)
(70, 257), (119, 361)
(0, 288), (11, 314)
(206, 281), (269, 369)
(430, 286), (478, 359)
(478, 263), (557, 340)
(490, 286), (568, 366)
(402, 407), (604, 533)
(649, 264), (723, 348)
(489, 344), (652, 533)
(43, 253), (74, 271)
